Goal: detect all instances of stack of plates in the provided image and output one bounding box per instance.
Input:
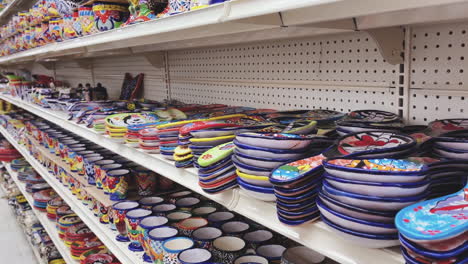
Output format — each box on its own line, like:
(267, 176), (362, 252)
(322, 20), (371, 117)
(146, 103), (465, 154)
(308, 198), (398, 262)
(92, 119), (106, 134)
(336, 110), (402, 136)
(46, 196), (65, 220)
(57, 214), (82, 240)
(32, 189), (57, 212)
(0, 148), (22, 162)
(196, 142), (237, 194)
(64, 222), (96, 248)
(139, 127), (160, 154)
(125, 123), (155, 147)
(320, 158), (431, 248)
(160, 127), (185, 160)
(10, 158), (30, 171)
(174, 145), (194, 168)
(70, 237), (103, 260)
(395, 185), (468, 264)
(233, 133), (316, 203)
(270, 154), (326, 226)
(105, 113), (159, 143)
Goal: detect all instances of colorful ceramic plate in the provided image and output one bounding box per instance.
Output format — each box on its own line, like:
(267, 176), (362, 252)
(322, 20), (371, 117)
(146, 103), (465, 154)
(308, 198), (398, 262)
(270, 154), (325, 185)
(236, 133), (315, 150)
(105, 113), (159, 128)
(346, 110), (400, 123)
(190, 135), (235, 146)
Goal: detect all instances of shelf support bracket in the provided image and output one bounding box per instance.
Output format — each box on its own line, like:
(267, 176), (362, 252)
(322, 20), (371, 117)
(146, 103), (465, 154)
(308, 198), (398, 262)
(366, 26), (404, 65)
(144, 51), (165, 68)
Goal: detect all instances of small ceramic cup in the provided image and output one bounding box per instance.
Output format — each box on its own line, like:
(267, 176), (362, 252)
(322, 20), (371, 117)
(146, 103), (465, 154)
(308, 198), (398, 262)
(152, 203), (177, 216)
(162, 237), (194, 264)
(125, 208), (152, 251)
(281, 246), (326, 264)
(234, 255), (269, 264)
(257, 244), (287, 264)
(178, 248), (212, 264)
(75, 150), (97, 175)
(111, 200), (139, 242)
(243, 230), (274, 250)
(212, 236), (246, 263)
(221, 221), (250, 237)
(139, 196), (165, 210)
(84, 156), (104, 185)
(148, 226), (179, 264)
(101, 163), (124, 194)
(93, 159), (115, 189)
(192, 227), (222, 251)
(175, 197), (201, 211)
(167, 211), (192, 224)
(132, 166), (159, 197)
(192, 206), (217, 217)
(207, 211), (235, 228)
(167, 191), (193, 204)
(139, 216), (169, 263)
(173, 217), (209, 237)
(107, 169), (130, 201)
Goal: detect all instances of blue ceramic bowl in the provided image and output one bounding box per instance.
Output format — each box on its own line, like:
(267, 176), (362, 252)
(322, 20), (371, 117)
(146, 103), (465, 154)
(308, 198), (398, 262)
(237, 177), (274, 193)
(273, 175), (323, 196)
(277, 211), (320, 226)
(232, 156), (272, 176)
(233, 140), (308, 159)
(274, 187), (319, 203)
(399, 234), (468, 259)
(234, 150), (292, 169)
(276, 204), (318, 219)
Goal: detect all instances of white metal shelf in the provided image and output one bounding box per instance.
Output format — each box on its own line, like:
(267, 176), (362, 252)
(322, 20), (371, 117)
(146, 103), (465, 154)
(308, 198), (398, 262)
(4, 162), (76, 264)
(0, 94), (404, 264)
(0, 125), (146, 264)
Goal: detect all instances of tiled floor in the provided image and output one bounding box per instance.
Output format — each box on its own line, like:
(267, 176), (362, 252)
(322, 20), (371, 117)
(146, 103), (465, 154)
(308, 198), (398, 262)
(0, 188), (38, 264)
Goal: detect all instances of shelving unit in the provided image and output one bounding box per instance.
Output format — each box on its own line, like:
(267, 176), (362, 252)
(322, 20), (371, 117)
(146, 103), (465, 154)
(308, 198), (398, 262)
(0, 94), (404, 264)
(0, 125), (146, 264)
(3, 162), (76, 264)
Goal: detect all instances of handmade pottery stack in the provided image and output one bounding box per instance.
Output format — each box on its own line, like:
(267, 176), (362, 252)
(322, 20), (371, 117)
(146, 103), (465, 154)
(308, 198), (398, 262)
(335, 110), (402, 136)
(46, 196), (65, 220)
(105, 113), (159, 143)
(196, 142), (237, 194)
(33, 188), (58, 212)
(319, 158), (431, 248)
(233, 133), (317, 202)
(395, 184), (468, 264)
(138, 127), (160, 154)
(57, 214), (82, 240)
(269, 154), (326, 226)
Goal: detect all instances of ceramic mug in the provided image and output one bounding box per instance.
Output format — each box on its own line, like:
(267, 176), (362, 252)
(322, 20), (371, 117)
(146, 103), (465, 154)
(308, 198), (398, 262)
(93, 159), (115, 189)
(212, 236), (246, 263)
(84, 156), (104, 185)
(167, 211), (192, 224)
(111, 200), (139, 242)
(175, 197), (201, 211)
(139, 216), (169, 263)
(107, 169), (130, 201)
(221, 221), (250, 237)
(139, 196), (165, 210)
(152, 203), (177, 216)
(207, 211), (235, 228)
(162, 237), (194, 264)
(75, 150), (97, 175)
(192, 226), (222, 251)
(101, 163), (123, 194)
(148, 226), (179, 264)
(257, 244), (287, 264)
(132, 166), (158, 196)
(178, 248), (212, 264)
(173, 217), (208, 237)
(125, 208), (152, 251)
(243, 230), (274, 250)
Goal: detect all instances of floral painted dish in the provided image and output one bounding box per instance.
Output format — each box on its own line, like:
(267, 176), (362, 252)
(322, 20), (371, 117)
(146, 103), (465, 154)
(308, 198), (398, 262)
(237, 177), (276, 202)
(180, 120), (240, 135)
(236, 170), (272, 187)
(395, 184), (468, 244)
(428, 119), (468, 136)
(190, 135), (236, 146)
(197, 156), (233, 173)
(197, 142), (235, 167)
(336, 131), (416, 157)
(317, 199), (397, 234)
(346, 110), (401, 123)
(399, 233), (468, 260)
(269, 154), (326, 186)
(322, 181), (428, 211)
(236, 133), (315, 150)
(433, 144), (468, 159)
(234, 150), (292, 169)
(234, 140), (308, 159)
(105, 113), (159, 128)
(323, 158), (428, 183)
(320, 215), (399, 248)
(232, 156), (272, 176)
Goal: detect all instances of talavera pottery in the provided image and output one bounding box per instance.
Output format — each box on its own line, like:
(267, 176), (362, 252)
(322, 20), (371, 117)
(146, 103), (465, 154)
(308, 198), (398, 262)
(167, 211), (192, 224)
(162, 237), (195, 264)
(105, 113), (159, 128)
(111, 201), (139, 242)
(189, 135), (235, 147)
(107, 169), (130, 201)
(345, 109), (401, 123)
(125, 208), (152, 251)
(256, 244), (287, 264)
(221, 221), (250, 237)
(323, 158), (428, 183)
(173, 217), (209, 237)
(281, 246), (326, 264)
(270, 154), (325, 187)
(152, 203), (177, 216)
(175, 197), (201, 211)
(192, 206), (218, 217)
(197, 141), (234, 167)
(212, 236), (246, 263)
(317, 199), (397, 234)
(428, 119), (468, 136)
(320, 215), (399, 248)
(243, 230), (274, 250)
(139, 196), (165, 210)
(207, 211), (235, 228)
(178, 248), (212, 264)
(395, 184), (468, 250)
(192, 227), (223, 251)
(234, 255), (269, 264)
(236, 169), (272, 187)
(92, 1), (129, 32)
(234, 150), (292, 170)
(139, 216), (169, 263)
(148, 226), (179, 264)
(236, 133), (315, 150)
(237, 177), (276, 202)
(399, 233), (468, 262)
(232, 156), (272, 176)
(234, 140), (308, 159)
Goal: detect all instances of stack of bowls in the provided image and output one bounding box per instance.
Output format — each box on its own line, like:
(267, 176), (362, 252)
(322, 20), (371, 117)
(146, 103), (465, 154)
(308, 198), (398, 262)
(270, 154), (326, 225)
(233, 133), (315, 202)
(320, 158), (431, 248)
(105, 113), (159, 143)
(174, 145), (194, 168)
(395, 185), (468, 264)
(335, 110), (402, 136)
(125, 123), (155, 147)
(196, 142), (237, 194)
(33, 188), (58, 212)
(46, 196), (64, 220)
(138, 127), (160, 154)
(57, 214), (82, 240)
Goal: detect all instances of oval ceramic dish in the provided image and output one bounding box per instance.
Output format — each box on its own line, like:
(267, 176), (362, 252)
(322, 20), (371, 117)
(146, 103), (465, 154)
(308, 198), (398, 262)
(234, 150), (292, 169)
(399, 234), (468, 260)
(233, 140), (308, 159)
(191, 127), (241, 138)
(236, 133), (315, 150)
(105, 113), (159, 128)
(237, 177), (276, 202)
(428, 119), (468, 136)
(232, 156), (272, 176)
(197, 142), (235, 167)
(269, 154), (325, 186)
(346, 110), (401, 123)
(433, 130), (468, 149)
(190, 135), (236, 146)
(236, 170), (272, 187)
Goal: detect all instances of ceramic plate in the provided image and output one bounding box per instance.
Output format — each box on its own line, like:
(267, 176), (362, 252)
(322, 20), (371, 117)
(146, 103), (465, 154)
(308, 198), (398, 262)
(337, 131), (416, 156)
(270, 154), (325, 185)
(197, 142), (235, 167)
(105, 113), (159, 128)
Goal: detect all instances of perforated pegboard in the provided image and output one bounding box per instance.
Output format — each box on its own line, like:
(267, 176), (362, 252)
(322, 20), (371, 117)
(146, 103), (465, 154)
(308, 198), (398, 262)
(55, 61), (93, 87)
(409, 90), (468, 124)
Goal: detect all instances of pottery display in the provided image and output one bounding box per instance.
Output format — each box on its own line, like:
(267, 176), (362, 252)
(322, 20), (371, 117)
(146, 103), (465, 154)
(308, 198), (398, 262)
(125, 208), (152, 251)
(148, 226), (179, 264)
(162, 237), (195, 264)
(212, 236), (246, 263)
(281, 246), (326, 264)
(111, 200), (139, 242)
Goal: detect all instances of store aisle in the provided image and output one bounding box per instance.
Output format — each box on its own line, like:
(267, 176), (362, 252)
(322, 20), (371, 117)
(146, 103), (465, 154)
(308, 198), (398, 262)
(0, 188), (38, 264)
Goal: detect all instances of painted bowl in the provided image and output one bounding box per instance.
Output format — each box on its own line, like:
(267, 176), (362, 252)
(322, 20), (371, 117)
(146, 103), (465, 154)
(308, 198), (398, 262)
(234, 150), (292, 169)
(236, 169), (272, 187)
(323, 158), (428, 183)
(221, 221), (250, 237)
(281, 246), (326, 264)
(237, 177), (276, 202)
(256, 244), (286, 263)
(236, 133), (315, 150)
(234, 140), (308, 159)
(234, 255), (269, 264)
(232, 156), (272, 176)
(269, 154), (325, 186)
(277, 204), (319, 220)
(322, 181), (428, 211)
(207, 212), (235, 227)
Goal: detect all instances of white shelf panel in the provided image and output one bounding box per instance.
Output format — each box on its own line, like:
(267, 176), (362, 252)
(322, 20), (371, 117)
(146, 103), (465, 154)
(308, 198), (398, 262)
(0, 125), (146, 264)
(0, 94), (404, 264)
(4, 163), (76, 264)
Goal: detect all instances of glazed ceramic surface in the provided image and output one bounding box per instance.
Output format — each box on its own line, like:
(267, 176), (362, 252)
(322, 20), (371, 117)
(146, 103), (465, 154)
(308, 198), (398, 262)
(162, 237), (195, 264)
(178, 248), (212, 264)
(212, 236), (246, 263)
(236, 133), (315, 150)
(105, 113), (159, 128)
(197, 142), (234, 167)
(192, 227), (223, 251)
(234, 140), (307, 159)
(270, 154), (325, 185)
(281, 246), (326, 264)
(148, 226), (179, 264)
(234, 255), (269, 264)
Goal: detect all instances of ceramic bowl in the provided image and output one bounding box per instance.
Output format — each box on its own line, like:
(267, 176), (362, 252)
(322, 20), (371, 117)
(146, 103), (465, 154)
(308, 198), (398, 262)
(190, 135), (235, 146)
(324, 173), (430, 197)
(318, 191), (396, 223)
(178, 248), (212, 264)
(281, 246), (326, 264)
(234, 255), (269, 264)
(317, 199), (397, 234)
(277, 204), (319, 220)
(321, 215), (399, 248)
(167, 211), (193, 223)
(192, 226), (223, 249)
(399, 233), (468, 260)
(212, 236), (246, 263)
(207, 212), (235, 227)
(221, 221), (250, 237)
(234, 150), (291, 169)
(139, 196), (165, 209)
(152, 203), (177, 216)
(176, 197), (201, 210)
(162, 237), (195, 263)
(256, 244), (286, 263)
(322, 181), (428, 211)
(174, 217), (209, 237)
(192, 206), (218, 217)
(236, 133), (315, 150)
(237, 177), (276, 202)
(242, 230), (274, 249)
(234, 140), (308, 159)
(323, 158), (428, 183)
(232, 156), (272, 176)
(236, 169), (272, 187)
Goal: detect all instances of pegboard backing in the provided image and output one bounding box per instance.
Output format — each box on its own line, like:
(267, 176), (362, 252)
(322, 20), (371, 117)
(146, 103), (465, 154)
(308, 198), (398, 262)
(55, 61), (92, 87)
(410, 22), (468, 90)
(171, 80), (396, 112)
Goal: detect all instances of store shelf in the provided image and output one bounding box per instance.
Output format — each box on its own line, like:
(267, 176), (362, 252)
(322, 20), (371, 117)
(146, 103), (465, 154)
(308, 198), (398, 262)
(0, 94), (404, 264)
(0, 125), (146, 264)
(2, 0), (468, 65)
(4, 162), (76, 264)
